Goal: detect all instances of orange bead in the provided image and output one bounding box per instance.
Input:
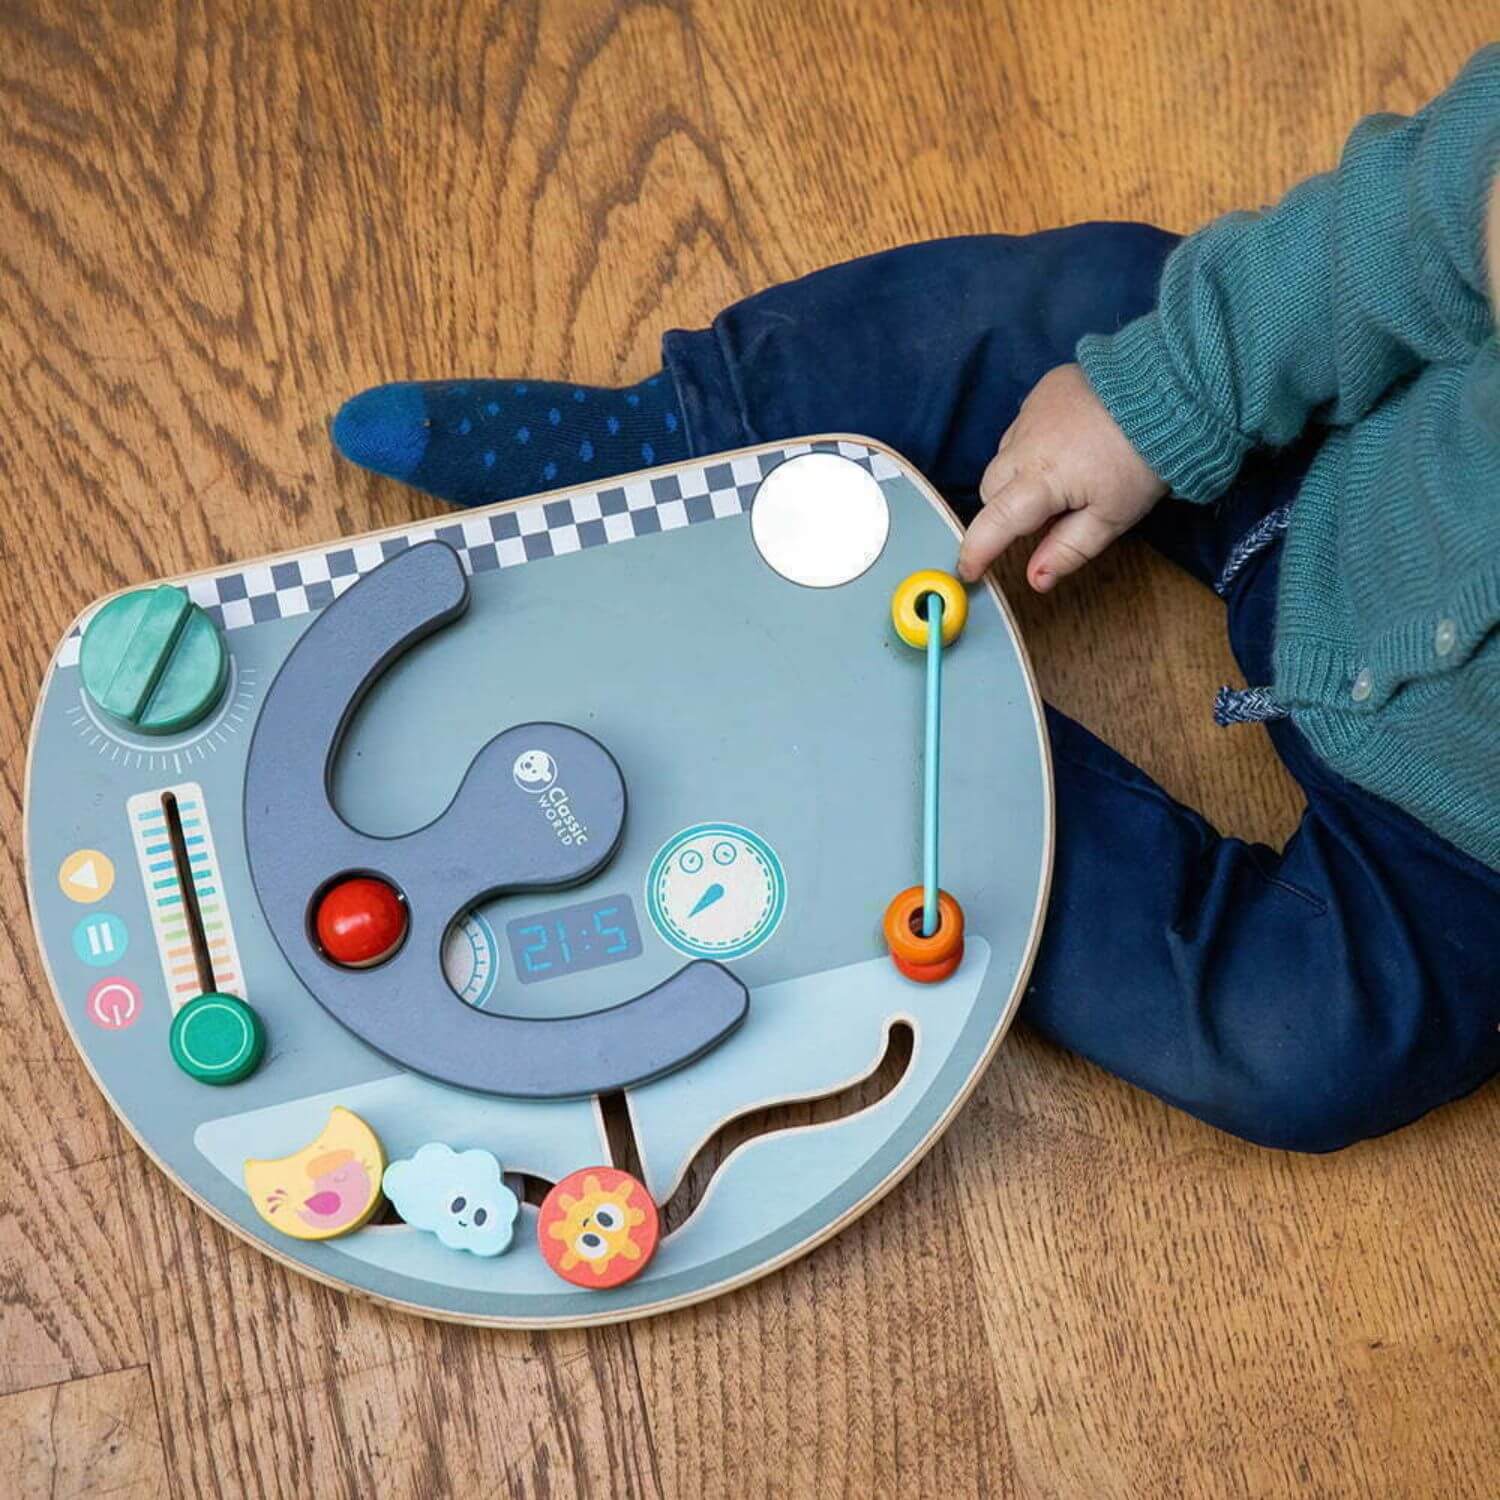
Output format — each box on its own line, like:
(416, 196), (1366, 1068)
(882, 886), (964, 970)
(315, 876), (408, 968)
(891, 948), (963, 984)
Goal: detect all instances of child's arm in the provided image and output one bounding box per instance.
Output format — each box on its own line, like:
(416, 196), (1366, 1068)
(959, 45), (1500, 589)
(1491, 166), (1500, 321)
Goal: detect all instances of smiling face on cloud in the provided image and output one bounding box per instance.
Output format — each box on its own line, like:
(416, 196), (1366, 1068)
(382, 1143), (520, 1257)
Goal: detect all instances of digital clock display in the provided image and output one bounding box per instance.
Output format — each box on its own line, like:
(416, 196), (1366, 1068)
(505, 894), (643, 985)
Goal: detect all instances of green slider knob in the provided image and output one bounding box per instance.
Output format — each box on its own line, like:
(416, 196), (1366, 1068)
(79, 585), (227, 734)
(170, 993), (266, 1085)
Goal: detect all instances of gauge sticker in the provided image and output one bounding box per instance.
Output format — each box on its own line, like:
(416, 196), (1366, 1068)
(443, 912), (501, 1009)
(646, 823), (786, 961)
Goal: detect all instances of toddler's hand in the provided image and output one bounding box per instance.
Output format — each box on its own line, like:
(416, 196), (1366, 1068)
(956, 364), (1166, 591)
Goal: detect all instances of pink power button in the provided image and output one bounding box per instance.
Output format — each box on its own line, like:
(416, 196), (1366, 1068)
(87, 977), (142, 1031)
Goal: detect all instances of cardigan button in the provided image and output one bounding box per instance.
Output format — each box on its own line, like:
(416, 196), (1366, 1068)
(1434, 618), (1456, 656)
(1351, 668), (1373, 703)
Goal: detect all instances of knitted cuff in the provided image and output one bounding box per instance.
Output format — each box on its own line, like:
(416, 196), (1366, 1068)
(1076, 315), (1251, 504)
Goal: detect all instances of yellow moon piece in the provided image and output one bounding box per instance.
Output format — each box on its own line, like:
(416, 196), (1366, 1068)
(243, 1106), (385, 1242)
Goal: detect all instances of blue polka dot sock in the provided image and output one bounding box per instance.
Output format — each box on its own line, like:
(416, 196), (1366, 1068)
(331, 374), (688, 507)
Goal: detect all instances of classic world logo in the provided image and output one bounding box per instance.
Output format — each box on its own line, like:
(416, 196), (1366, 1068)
(512, 750), (557, 792)
(513, 750), (589, 846)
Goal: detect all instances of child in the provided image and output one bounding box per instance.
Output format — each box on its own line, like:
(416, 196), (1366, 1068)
(333, 49), (1499, 1152)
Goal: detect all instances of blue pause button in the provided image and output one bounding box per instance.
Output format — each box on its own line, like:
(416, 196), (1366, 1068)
(72, 912), (130, 968)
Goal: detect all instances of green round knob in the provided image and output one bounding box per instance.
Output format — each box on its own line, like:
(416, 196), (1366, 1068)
(79, 585), (227, 734)
(170, 993), (265, 1085)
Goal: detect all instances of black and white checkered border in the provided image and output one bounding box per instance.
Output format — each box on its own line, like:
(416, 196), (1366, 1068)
(57, 440), (903, 667)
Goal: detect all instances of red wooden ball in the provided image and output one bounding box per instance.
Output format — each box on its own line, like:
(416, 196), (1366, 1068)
(315, 877), (407, 968)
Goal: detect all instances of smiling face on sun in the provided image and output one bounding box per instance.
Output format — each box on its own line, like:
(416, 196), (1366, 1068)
(537, 1167), (660, 1288)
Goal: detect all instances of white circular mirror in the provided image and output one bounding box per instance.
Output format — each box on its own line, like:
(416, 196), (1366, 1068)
(749, 453), (891, 588)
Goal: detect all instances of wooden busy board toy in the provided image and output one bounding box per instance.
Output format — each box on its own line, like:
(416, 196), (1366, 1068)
(24, 438), (1052, 1327)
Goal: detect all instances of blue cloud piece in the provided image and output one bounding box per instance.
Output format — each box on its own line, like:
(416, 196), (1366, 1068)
(382, 1143), (519, 1257)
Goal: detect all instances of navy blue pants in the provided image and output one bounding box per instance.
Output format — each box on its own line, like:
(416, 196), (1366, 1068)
(662, 224), (1500, 1152)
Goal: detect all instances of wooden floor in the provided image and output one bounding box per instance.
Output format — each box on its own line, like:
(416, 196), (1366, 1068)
(2, 3), (1495, 1495)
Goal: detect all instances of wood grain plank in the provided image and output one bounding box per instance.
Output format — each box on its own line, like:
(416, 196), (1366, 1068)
(952, 1037), (1373, 1497)
(2, 1366), (170, 1500)
(953, 1037), (1500, 1498)
(118, 1144), (662, 1500)
(633, 1144), (1017, 1499)
(1310, 1089), (1500, 1500)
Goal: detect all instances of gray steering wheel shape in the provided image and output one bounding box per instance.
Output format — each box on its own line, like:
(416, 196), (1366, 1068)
(242, 541), (748, 1098)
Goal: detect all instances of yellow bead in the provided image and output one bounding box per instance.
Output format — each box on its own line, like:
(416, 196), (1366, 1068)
(891, 570), (968, 649)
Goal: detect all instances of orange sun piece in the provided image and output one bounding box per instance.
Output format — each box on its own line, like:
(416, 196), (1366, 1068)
(537, 1166), (660, 1289)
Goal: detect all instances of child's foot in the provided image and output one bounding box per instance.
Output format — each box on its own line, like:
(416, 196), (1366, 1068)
(331, 374), (688, 506)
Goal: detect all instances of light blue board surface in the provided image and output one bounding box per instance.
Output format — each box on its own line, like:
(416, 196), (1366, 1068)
(26, 439), (1050, 1324)
(190, 943), (990, 1308)
(626, 942), (992, 1202)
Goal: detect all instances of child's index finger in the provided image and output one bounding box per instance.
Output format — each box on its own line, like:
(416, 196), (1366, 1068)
(957, 474), (1059, 580)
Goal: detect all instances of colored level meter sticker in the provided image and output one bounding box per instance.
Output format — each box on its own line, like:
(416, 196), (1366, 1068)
(127, 782), (247, 1012)
(72, 912), (129, 967)
(87, 976), (142, 1030)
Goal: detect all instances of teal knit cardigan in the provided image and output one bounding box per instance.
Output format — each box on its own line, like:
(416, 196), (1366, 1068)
(1077, 46), (1500, 870)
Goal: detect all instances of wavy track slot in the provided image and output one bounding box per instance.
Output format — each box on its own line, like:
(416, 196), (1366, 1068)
(660, 1020), (915, 1236)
